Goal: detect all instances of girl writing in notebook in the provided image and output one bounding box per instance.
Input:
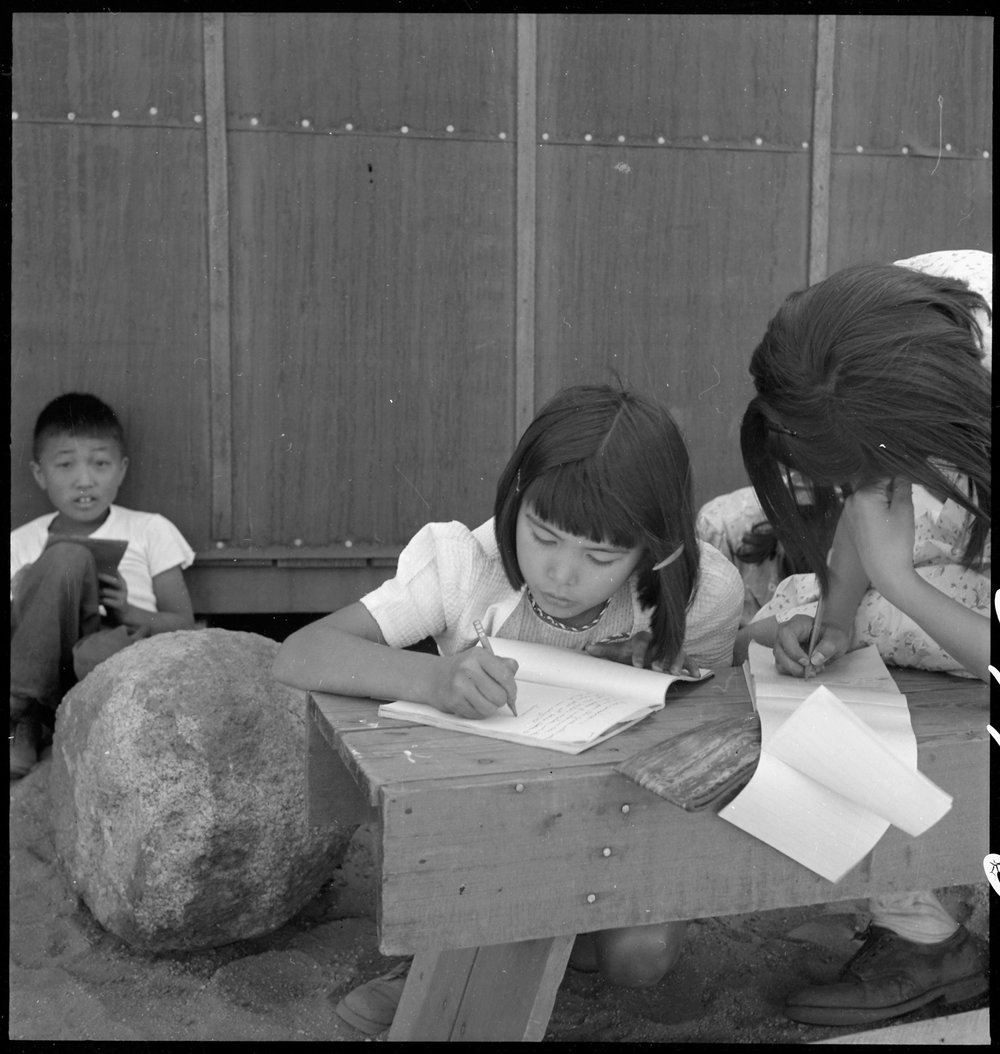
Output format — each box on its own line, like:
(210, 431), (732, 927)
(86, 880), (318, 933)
(738, 250), (990, 1027)
(275, 383), (743, 1034)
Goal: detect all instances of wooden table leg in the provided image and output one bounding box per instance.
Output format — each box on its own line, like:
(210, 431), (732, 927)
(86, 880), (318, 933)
(306, 704), (377, 828)
(388, 934), (574, 1041)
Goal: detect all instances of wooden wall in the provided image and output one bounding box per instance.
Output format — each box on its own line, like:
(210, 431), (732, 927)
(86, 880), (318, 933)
(10, 13), (993, 613)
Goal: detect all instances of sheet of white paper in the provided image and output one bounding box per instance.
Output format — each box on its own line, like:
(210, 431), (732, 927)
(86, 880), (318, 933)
(487, 636), (708, 704)
(753, 692), (916, 768)
(719, 753), (892, 883)
(766, 687), (952, 837)
(747, 641), (901, 695)
(381, 680), (657, 747)
(722, 644), (951, 882)
(746, 642), (917, 766)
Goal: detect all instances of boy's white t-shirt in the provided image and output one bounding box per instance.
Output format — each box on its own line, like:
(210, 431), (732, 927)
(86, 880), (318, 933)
(10, 504), (195, 613)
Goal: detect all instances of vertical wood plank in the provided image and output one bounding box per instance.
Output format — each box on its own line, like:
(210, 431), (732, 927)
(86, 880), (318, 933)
(450, 936), (574, 1042)
(203, 12), (233, 541)
(515, 13), (538, 438)
(808, 14), (836, 285)
(306, 707), (378, 828)
(388, 936), (574, 1041)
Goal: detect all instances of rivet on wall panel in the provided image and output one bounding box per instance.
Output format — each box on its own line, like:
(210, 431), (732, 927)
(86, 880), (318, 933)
(67, 112), (76, 121)
(984, 151), (991, 159)
(446, 124), (455, 133)
(12, 111), (19, 120)
(945, 143), (952, 152)
(541, 132), (549, 140)
(498, 131), (507, 139)
(515, 783), (525, 792)
(250, 117), (259, 126)
(754, 136), (763, 146)
(602, 847), (612, 857)
(194, 114), (203, 124)
(293, 538), (303, 547)
(401, 125), (409, 134)
(901, 146), (909, 154)
(584, 133), (592, 141)
(344, 539), (353, 548)
(617, 134), (625, 143)
(657, 135), (665, 144)
(215, 540), (225, 549)
(801, 141), (809, 149)
(855, 145), (864, 153)
(149, 107), (158, 116)
(345, 122), (354, 131)
(701, 134), (710, 142)
(620, 804), (630, 814)
(586, 893), (597, 903)
(300, 119), (311, 128)
(112, 109), (120, 119)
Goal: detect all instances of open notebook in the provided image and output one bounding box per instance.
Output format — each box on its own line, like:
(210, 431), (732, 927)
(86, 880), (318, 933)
(378, 637), (710, 754)
(719, 643), (952, 881)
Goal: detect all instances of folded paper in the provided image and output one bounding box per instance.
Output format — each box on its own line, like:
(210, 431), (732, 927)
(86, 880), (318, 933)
(720, 645), (952, 882)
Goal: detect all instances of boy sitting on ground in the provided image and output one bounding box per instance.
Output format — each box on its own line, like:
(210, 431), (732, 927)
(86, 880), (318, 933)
(10, 392), (196, 778)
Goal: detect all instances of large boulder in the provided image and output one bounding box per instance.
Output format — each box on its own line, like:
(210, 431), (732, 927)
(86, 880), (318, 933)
(49, 629), (350, 952)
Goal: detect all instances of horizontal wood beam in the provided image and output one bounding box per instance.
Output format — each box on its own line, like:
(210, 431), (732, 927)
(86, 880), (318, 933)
(186, 563), (396, 613)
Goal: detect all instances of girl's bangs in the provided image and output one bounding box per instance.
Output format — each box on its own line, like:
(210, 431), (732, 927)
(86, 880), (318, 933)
(523, 464), (640, 549)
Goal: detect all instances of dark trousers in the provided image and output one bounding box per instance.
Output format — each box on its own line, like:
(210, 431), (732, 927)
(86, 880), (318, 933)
(10, 542), (148, 720)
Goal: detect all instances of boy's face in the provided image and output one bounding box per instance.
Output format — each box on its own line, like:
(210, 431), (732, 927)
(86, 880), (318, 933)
(31, 433), (129, 531)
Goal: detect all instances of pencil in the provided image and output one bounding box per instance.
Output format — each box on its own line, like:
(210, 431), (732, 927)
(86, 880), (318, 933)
(473, 619), (517, 716)
(805, 594), (825, 679)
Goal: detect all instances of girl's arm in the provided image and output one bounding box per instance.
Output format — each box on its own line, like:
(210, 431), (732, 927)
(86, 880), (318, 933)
(273, 602), (518, 718)
(771, 514), (869, 676)
(101, 564), (196, 634)
(841, 481), (990, 682)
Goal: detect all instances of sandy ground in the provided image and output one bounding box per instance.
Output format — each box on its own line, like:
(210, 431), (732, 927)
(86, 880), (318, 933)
(9, 753), (990, 1044)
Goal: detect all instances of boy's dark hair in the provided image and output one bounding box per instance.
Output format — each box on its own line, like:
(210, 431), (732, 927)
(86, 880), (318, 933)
(33, 393), (127, 461)
(740, 263), (991, 592)
(493, 383), (700, 668)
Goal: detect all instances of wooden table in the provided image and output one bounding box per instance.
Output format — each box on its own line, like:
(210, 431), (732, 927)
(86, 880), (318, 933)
(306, 666), (989, 1042)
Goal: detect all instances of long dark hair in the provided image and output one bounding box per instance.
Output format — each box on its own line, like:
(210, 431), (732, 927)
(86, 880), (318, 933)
(494, 384), (699, 667)
(741, 263), (991, 592)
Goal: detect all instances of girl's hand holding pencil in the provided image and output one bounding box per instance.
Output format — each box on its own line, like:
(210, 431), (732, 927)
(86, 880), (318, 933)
(431, 626), (519, 720)
(771, 612), (850, 679)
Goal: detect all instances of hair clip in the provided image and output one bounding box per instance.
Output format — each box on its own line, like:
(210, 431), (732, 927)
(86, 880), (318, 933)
(652, 545), (684, 571)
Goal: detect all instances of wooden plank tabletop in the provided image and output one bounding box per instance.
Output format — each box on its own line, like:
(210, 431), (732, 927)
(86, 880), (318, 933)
(310, 667), (988, 806)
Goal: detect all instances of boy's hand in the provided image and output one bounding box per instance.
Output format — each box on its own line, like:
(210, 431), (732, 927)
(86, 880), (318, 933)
(773, 614), (850, 678)
(98, 571), (129, 623)
(434, 649), (518, 719)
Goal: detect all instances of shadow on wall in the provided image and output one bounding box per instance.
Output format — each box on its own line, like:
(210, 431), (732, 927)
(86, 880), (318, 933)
(202, 613), (439, 655)
(201, 613), (330, 642)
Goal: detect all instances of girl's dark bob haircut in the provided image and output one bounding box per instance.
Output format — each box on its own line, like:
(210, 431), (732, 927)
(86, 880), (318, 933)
(493, 383), (699, 666)
(741, 263), (991, 593)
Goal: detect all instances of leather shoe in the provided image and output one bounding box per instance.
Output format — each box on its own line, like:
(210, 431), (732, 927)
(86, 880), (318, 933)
(785, 924), (987, 1026)
(335, 959), (410, 1035)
